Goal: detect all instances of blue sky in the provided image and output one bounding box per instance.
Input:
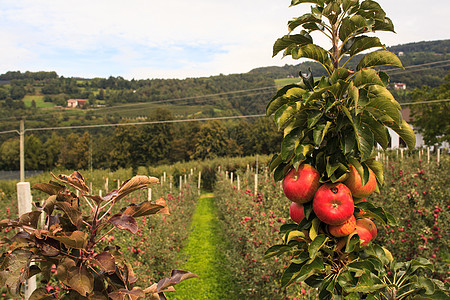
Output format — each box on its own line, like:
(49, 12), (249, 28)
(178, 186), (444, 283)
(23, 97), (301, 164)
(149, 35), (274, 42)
(0, 0), (448, 79)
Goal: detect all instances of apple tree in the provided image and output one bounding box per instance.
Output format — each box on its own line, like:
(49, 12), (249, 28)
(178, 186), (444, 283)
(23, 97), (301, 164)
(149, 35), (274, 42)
(0, 171), (197, 299)
(265, 0), (449, 298)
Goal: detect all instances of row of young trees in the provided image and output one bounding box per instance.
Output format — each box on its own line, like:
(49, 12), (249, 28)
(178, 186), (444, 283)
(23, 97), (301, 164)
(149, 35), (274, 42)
(0, 113), (281, 172)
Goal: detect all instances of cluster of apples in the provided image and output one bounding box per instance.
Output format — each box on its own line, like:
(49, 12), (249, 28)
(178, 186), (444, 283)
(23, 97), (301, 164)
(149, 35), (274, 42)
(283, 164), (377, 247)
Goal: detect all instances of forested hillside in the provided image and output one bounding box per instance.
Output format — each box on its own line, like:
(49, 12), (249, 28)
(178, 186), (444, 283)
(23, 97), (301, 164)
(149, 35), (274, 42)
(250, 39), (450, 89)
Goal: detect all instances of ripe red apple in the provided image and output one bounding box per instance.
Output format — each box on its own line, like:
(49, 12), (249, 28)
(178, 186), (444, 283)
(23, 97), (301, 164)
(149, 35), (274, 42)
(355, 225), (373, 247)
(328, 215), (356, 237)
(312, 183), (354, 225)
(283, 164), (320, 203)
(344, 165), (377, 198)
(289, 202), (305, 224)
(356, 218), (377, 240)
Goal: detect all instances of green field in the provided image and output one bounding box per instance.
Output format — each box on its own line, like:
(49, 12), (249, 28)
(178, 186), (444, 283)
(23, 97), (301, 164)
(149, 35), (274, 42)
(274, 77), (301, 86)
(23, 95), (54, 108)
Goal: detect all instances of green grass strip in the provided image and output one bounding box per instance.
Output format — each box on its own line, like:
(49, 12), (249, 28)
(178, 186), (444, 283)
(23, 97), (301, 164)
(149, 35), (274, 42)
(168, 193), (238, 300)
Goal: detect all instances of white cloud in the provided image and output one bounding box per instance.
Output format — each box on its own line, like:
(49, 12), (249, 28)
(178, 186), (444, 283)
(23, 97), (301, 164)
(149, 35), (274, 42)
(0, 0), (448, 79)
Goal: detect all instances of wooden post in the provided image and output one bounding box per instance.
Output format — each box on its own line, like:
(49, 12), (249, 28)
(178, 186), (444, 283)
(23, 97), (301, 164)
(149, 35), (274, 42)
(169, 177), (172, 193)
(184, 174), (187, 185)
(437, 148), (440, 165)
(419, 149), (422, 160)
(237, 175), (240, 191)
(117, 179), (120, 189)
(400, 148), (404, 160)
(427, 147), (430, 163)
(17, 182), (36, 298)
(99, 190), (102, 197)
(254, 173), (258, 196)
(256, 155), (259, 174)
(148, 188), (152, 201)
(105, 177), (109, 193)
(90, 182), (93, 193)
(230, 172), (234, 184)
(198, 171), (201, 195)
(163, 172), (166, 183)
(225, 171), (228, 179)
(179, 175), (183, 191)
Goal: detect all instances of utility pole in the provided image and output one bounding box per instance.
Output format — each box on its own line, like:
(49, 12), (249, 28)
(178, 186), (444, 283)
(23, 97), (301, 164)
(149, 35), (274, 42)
(19, 119), (25, 182)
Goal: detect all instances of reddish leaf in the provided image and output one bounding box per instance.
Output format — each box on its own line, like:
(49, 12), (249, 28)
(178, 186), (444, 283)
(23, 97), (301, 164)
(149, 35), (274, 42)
(31, 181), (65, 196)
(67, 264), (94, 296)
(109, 214), (138, 234)
(123, 202), (166, 218)
(55, 201), (83, 228)
(54, 171), (89, 193)
(52, 231), (88, 249)
(114, 176), (159, 203)
(90, 252), (116, 274)
(156, 269), (198, 292)
(19, 211), (41, 228)
(108, 288), (145, 300)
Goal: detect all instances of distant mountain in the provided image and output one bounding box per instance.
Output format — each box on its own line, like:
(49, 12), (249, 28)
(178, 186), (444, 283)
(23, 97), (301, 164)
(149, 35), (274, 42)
(249, 39), (450, 89)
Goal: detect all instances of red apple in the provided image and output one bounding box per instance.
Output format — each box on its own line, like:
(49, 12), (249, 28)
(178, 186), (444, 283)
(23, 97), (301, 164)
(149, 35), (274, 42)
(344, 165), (377, 198)
(328, 215), (356, 237)
(355, 225), (373, 247)
(289, 202), (305, 224)
(312, 183), (354, 225)
(356, 218), (377, 240)
(283, 164), (320, 203)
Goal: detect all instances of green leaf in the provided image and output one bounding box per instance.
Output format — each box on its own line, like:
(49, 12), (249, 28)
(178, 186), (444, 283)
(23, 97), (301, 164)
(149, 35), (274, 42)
(356, 202), (391, 226)
(353, 68), (385, 87)
(362, 111), (390, 150)
(339, 15), (367, 42)
(275, 104), (298, 131)
(308, 234), (328, 259)
(273, 34), (313, 57)
(284, 230), (307, 244)
(292, 44), (332, 74)
(352, 114), (375, 161)
(365, 158), (384, 187)
(366, 85), (402, 125)
(307, 110), (324, 128)
(290, 0), (325, 7)
(410, 258), (435, 274)
(264, 244), (295, 259)
(348, 36), (384, 57)
(266, 84), (305, 116)
(357, 50), (403, 70)
(269, 154), (283, 173)
(288, 14), (323, 32)
(282, 128), (303, 160)
(385, 119), (416, 150)
(373, 17), (395, 32)
(309, 218), (320, 240)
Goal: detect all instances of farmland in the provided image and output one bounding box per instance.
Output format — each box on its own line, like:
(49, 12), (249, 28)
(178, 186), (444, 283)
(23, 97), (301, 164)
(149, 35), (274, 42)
(0, 151), (447, 299)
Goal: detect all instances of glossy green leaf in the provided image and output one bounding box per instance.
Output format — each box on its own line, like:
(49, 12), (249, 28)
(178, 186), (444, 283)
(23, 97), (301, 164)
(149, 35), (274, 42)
(366, 85), (402, 125)
(307, 110), (324, 128)
(292, 44), (332, 74)
(373, 17), (395, 32)
(331, 68), (351, 83)
(362, 112), (390, 149)
(339, 15), (367, 42)
(308, 234), (328, 259)
(353, 114), (375, 161)
(353, 68), (385, 87)
(284, 230), (307, 244)
(365, 158), (384, 187)
(356, 202), (392, 226)
(357, 50), (403, 70)
(290, 0), (325, 7)
(410, 258), (434, 273)
(309, 218), (320, 240)
(386, 119), (416, 150)
(264, 244), (295, 259)
(288, 14), (323, 32)
(275, 104), (298, 131)
(273, 34), (313, 57)
(348, 36), (383, 57)
(269, 154), (283, 173)
(282, 128), (303, 160)
(266, 84), (305, 116)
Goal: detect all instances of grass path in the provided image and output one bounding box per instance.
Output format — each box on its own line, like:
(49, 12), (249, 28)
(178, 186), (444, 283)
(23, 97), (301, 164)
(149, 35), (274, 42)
(169, 193), (238, 300)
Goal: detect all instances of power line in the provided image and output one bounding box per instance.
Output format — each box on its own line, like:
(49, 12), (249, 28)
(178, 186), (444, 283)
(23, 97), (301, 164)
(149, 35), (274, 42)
(400, 99), (450, 106)
(381, 59), (450, 73)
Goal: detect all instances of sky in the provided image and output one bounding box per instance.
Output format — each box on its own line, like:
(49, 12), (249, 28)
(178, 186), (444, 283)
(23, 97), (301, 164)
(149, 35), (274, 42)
(0, 0), (449, 80)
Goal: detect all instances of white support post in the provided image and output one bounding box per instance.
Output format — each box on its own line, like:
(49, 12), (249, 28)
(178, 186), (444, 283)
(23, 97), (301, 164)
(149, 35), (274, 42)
(230, 172), (234, 184)
(105, 177), (109, 193)
(254, 173), (258, 196)
(437, 148), (441, 165)
(117, 179), (120, 189)
(427, 147), (430, 164)
(17, 182), (36, 298)
(99, 190), (102, 197)
(237, 175), (240, 191)
(148, 188), (152, 201)
(419, 149), (422, 160)
(198, 171), (202, 195)
(400, 148), (404, 160)
(184, 174), (187, 185)
(179, 176), (183, 191)
(163, 172), (167, 183)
